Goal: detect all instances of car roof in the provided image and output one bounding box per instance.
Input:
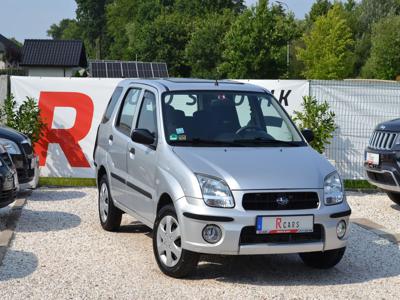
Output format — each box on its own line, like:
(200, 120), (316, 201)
(117, 78), (267, 93)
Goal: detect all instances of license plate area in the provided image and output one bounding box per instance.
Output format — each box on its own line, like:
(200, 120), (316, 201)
(256, 215), (314, 234)
(366, 152), (380, 166)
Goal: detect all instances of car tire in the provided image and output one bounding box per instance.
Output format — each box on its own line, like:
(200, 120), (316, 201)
(153, 204), (199, 278)
(98, 175), (122, 231)
(299, 247), (346, 269)
(387, 192), (400, 206)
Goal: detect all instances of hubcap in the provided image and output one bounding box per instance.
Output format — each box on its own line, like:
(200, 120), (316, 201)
(157, 215), (182, 267)
(99, 182), (109, 223)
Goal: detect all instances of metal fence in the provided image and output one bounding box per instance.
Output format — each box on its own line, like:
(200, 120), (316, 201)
(310, 80), (400, 179)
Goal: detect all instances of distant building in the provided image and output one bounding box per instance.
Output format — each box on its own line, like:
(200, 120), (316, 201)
(21, 40), (87, 77)
(0, 34), (22, 69)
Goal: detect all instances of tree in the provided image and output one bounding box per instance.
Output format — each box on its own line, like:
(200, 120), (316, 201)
(362, 15), (400, 80)
(185, 10), (234, 78)
(76, 0), (110, 59)
(297, 4), (355, 79)
(293, 96), (336, 154)
(305, 0), (332, 25)
(219, 0), (298, 79)
(126, 12), (193, 76)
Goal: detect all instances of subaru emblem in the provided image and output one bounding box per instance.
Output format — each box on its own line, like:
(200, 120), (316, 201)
(380, 125), (386, 130)
(276, 195), (289, 206)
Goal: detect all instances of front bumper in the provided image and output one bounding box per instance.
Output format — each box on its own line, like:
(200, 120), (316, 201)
(364, 148), (400, 192)
(176, 190), (351, 255)
(0, 170), (17, 209)
(11, 153), (36, 184)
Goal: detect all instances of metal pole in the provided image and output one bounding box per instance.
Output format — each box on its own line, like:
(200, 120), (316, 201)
(276, 1), (290, 77)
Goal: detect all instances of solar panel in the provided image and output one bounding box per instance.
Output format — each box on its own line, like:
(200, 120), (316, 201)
(89, 60), (168, 78)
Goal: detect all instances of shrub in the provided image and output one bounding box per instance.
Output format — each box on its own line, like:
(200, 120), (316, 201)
(0, 94), (46, 145)
(293, 96), (336, 154)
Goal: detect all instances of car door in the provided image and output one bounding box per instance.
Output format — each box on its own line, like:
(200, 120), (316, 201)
(108, 87), (143, 208)
(126, 90), (158, 222)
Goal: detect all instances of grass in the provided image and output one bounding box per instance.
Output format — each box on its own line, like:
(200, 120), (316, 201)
(344, 180), (377, 190)
(38, 177), (376, 191)
(39, 177), (96, 187)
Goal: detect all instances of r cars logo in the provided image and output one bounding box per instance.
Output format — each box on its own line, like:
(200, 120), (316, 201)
(276, 196), (289, 206)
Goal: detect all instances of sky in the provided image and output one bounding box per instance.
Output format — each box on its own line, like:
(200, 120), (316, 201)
(0, 0), (314, 42)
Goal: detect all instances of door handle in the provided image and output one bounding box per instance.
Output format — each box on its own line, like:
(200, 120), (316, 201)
(108, 135), (113, 145)
(129, 147), (135, 159)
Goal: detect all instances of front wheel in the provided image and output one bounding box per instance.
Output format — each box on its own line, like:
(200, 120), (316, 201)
(153, 204), (199, 278)
(387, 192), (400, 206)
(299, 247), (346, 269)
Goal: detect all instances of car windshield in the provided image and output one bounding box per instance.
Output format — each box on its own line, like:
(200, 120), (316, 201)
(162, 91), (305, 147)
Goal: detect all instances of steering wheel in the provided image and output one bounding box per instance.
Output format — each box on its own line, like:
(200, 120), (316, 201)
(235, 125), (264, 135)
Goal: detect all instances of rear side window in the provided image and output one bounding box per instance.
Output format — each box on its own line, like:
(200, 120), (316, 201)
(102, 87), (123, 123)
(136, 91), (157, 137)
(116, 88), (142, 136)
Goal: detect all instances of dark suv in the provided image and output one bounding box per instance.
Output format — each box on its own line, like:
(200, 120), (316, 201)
(365, 119), (400, 205)
(0, 127), (37, 187)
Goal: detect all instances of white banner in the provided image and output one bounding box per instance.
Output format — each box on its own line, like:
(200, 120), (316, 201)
(238, 80), (309, 115)
(10, 77), (309, 178)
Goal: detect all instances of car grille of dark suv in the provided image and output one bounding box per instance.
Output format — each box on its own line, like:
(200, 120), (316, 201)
(0, 189), (16, 203)
(242, 192), (319, 210)
(369, 131), (397, 150)
(20, 142), (33, 155)
(239, 225), (323, 245)
(366, 171), (397, 186)
(0, 152), (13, 167)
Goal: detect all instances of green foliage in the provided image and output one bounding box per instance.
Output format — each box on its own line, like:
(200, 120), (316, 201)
(185, 10), (234, 78)
(0, 95), (46, 145)
(293, 96), (336, 154)
(297, 4), (355, 79)
(305, 0), (332, 26)
(361, 15), (400, 80)
(219, 0), (299, 79)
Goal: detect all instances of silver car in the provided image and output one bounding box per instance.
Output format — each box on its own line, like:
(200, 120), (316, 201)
(94, 79), (351, 278)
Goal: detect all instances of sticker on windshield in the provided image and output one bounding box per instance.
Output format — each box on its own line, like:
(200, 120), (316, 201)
(176, 128), (185, 134)
(169, 134), (178, 141)
(178, 134), (187, 141)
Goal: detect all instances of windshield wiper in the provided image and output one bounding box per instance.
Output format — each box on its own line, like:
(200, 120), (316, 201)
(233, 137), (303, 147)
(171, 138), (245, 147)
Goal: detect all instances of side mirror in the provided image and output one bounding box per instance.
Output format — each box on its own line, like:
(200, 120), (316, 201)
(131, 129), (155, 145)
(302, 129), (314, 143)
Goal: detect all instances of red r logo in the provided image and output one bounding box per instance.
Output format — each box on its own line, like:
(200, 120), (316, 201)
(36, 91), (94, 168)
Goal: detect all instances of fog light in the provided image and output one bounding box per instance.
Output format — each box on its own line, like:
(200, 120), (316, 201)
(202, 224), (222, 244)
(336, 220), (347, 239)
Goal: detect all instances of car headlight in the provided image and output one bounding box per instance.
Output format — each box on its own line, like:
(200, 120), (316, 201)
(0, 138), (21, 154)
(196, 174), (235, 208)
(324, 172), (344, 205)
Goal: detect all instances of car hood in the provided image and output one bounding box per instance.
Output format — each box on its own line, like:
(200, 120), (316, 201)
(376, 118), (400, 131)
(173, 146), (335, 190)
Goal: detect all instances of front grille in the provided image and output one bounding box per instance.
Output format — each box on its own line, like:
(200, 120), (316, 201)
(242, 192), (319, 210)
(20, 142), (33, 155)
(0, 152), (13, 167)
(0, 189), (16, 203)
(369, 131), (397, 150)
(366, 171), (397, 186)
(240, 224), (323, 245)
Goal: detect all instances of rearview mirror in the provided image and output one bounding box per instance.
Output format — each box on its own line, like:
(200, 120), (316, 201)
(131, 129), (155, 145)
(301, 129), (314, 143)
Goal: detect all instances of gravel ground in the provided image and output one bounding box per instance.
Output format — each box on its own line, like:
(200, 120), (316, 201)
(0, 206), (12, 232)
(0, 187), (400, 299)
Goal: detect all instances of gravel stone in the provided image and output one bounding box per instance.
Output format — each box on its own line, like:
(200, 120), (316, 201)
(0, 188), (399, 299)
